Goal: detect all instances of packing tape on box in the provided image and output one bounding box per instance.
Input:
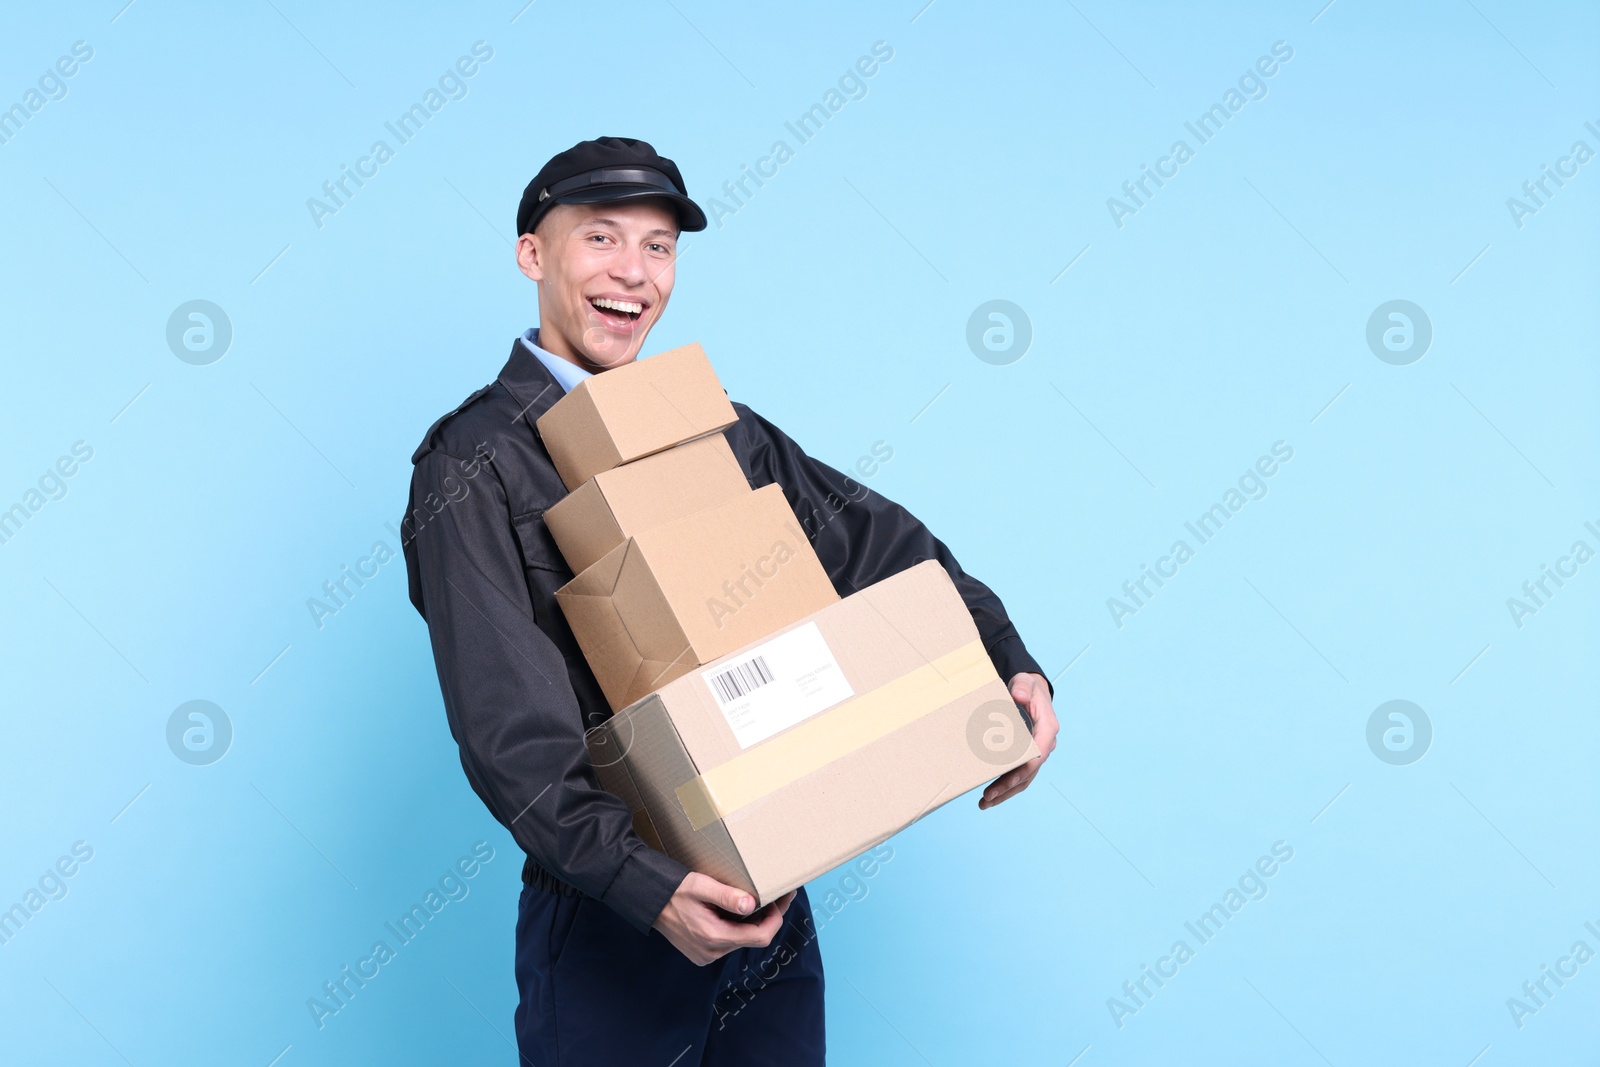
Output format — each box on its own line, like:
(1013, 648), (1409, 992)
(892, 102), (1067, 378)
(675, 639), (993, 831)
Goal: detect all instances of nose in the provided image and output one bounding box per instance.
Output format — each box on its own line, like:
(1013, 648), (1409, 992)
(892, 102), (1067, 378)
(610, 243), (647, 287)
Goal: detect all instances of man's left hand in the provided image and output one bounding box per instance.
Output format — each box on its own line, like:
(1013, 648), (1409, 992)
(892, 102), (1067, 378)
(979, 672), (1058, 810)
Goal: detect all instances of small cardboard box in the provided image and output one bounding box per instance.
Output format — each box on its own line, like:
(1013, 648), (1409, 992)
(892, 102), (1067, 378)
(543, 434), (751, 575)
(535, 342), (739, 490)
(585, 560), (1039, 905)
(556, 484), (839, 711)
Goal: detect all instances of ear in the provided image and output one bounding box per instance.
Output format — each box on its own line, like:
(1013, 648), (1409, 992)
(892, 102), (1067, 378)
(516, 232), (544, 283)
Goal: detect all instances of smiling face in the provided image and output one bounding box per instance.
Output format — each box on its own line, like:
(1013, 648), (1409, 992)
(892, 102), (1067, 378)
(516, 199), (678, 372)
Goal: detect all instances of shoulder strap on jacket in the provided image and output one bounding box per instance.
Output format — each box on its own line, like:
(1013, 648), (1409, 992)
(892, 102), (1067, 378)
(411, 383), (495, 464)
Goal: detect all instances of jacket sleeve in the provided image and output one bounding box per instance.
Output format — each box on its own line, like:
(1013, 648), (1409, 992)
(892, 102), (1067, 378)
(406, 447), (690, 934)
(735, 406), (1052, 697)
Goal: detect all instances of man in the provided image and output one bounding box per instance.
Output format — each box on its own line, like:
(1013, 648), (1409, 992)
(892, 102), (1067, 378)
(402, 136), (1058, 1066)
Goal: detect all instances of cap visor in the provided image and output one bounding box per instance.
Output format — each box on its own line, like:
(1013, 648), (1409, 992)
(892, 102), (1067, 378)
(554, 183), (707, 232)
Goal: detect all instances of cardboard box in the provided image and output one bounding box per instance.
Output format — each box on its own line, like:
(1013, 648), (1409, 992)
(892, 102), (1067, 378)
(556, 484), (839, 711)
(535, 342), (739, 490)
(543, 434), (751, 574)
(585, 560), (1039, 905)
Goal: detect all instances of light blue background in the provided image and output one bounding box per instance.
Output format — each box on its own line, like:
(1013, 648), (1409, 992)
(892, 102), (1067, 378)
(2, 1), (1596, 1064)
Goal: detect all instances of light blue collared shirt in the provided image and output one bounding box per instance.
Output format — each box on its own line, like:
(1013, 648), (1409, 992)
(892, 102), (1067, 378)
(519, 327), (594, 395)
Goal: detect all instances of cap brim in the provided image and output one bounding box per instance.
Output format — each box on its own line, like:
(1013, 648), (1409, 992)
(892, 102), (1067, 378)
(552, 183), (707, 232)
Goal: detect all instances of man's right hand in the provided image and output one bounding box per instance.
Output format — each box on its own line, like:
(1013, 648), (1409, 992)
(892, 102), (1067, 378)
(653, 872), (795, 966)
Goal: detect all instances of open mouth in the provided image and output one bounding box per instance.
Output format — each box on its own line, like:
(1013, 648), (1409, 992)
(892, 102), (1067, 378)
(588, 296), (645, 330)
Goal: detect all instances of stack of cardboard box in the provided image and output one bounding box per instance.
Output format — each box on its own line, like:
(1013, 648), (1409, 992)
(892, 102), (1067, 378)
(536, 343), (1038, 905)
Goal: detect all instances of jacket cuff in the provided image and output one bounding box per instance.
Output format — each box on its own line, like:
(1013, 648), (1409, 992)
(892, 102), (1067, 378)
(600, 845), (693, 935)
(988, 635), (1053, 699)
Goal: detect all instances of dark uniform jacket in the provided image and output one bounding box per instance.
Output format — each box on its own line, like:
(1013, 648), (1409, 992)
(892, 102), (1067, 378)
(403, 340), (1050, 935)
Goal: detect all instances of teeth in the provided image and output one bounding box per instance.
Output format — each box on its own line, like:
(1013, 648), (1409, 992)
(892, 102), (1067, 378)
(592, 297), (643, 315)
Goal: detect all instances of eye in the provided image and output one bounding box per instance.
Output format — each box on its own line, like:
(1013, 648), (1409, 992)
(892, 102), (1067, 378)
(588, 233), (612, 245)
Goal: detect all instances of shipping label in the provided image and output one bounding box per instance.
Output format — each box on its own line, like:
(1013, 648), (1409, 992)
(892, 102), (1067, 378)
(702, 622), (854, 748)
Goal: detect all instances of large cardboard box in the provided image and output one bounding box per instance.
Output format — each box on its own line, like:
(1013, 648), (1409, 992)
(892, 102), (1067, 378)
(535, 342), (739, 490)
(556, 484), (839, 711)
(585, 560), (1039, 905)
(543, 434), (751, 574)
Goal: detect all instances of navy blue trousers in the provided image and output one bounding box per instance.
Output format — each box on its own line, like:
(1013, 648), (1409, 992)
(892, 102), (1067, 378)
(514, 882), (825, 1066)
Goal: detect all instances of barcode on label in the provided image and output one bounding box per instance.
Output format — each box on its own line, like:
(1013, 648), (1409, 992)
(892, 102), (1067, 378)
(708, 655), (775, 704)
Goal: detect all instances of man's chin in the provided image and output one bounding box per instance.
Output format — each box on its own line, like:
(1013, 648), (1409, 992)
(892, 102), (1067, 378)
(579, 324), (648, 369)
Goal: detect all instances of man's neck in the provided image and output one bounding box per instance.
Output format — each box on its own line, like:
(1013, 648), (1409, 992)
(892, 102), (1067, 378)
(532, 323), (589, 369)
(533, 321), (643, 374)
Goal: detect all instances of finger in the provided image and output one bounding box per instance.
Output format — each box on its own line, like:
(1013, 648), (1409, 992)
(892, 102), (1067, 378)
(984, 758), (1035, 799)
(713, 908), (783, 951)
(993, 744), (1046, 789)
(981, 770), (1018, 801)
(691, 873), (755, 916)
(1010, 672), (1042, 699)
(981, 770), (1038, 809)
(1019, 688), (1055, 737)
(985, 771), (1036, 806)
(1019, 676), (1056, 718)
(1036, 703), (1060, 738)
(695, 913), (762, 952)
(748, 891), (796, 925)
(980, 764), (1039, 807)
(1026, 712), (1055, 746)
(747, 904), (785, 945)
(979, 769), (1016, 803)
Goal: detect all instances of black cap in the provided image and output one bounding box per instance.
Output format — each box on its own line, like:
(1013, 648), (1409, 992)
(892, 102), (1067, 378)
(516, 136), (706, 237)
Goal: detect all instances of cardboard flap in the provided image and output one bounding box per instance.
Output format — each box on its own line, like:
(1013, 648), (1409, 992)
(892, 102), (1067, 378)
(623, 652), (699, 708)
(577, 627), (647, 710)
(556, 540), (628, 598)
(557, 487), (835, 712)
(556, 547), (628, 643)
(613, 546), (695, 664)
